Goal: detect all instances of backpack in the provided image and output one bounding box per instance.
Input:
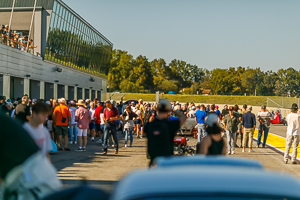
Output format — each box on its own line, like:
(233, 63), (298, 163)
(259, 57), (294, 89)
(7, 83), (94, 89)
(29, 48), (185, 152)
(147, 119), (173, 160)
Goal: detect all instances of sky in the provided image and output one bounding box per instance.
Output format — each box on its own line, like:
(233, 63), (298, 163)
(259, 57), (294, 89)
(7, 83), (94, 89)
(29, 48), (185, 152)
(64, 0), (300, 71)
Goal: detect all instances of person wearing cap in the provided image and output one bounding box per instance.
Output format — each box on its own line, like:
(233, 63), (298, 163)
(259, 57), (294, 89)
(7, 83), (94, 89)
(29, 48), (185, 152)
(284, 103), (300, 164)
(187, 106), (196, 118)
(256, 105), (272, 148)
(145, 99), (187, 167)
(223, 106), (239, 155)
(197, 112), (226, 155)
(215, 105), (221, 116)
(222, 105), (229, 117)
(53, 98), (71, 151)
(103, 100), (120, 155)
(241, 105), (256, 152)
(75, 100), (91, 151)
(68, 100), (78, 145)
(195, 105), (207, 143)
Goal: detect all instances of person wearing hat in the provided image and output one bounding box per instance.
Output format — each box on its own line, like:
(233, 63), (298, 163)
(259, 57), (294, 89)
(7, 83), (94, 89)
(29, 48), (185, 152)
(75, 100), (91, 151)
(145, 99), (187, 167)
(256, 105), (272, 148)
(223, 106), (239, 155)
(103, 100), (120, 155)
(197, 112), (226, 155)
(14, 96), (30, 124)
(284, 103), (300, 164)
(187, 106), (196, 118)
(53, 98), (71, 151)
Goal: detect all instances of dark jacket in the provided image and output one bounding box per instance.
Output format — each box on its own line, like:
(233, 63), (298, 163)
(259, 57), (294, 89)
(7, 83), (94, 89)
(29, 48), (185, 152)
(241, 112), (256, 128)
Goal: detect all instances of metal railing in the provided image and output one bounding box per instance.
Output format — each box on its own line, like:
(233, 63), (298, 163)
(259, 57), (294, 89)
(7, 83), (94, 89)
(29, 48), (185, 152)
(267, 97), (300, 109)
(0, 36), (35, 55)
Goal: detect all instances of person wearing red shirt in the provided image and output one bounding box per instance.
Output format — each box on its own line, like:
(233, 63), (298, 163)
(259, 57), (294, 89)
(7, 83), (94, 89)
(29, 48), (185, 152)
(94, 102), (103, 141)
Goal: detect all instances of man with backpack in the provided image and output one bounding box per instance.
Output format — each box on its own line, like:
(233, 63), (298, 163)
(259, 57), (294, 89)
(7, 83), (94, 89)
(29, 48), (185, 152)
(103, 100), (120, 155)
(145, 99), (187, 167)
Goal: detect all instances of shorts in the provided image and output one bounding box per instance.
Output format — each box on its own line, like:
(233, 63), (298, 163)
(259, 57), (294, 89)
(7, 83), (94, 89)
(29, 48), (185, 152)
(95, 123), (101, 132)
(47, 120), (53, 132)
(134, 119), (141, 125)
(77, 128), (88, 137)
(56, 125), (68, 136)
(89, 121), (96, 130)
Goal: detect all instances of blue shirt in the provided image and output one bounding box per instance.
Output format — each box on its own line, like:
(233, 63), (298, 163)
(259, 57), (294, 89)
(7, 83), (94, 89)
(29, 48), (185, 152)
(195, 110), (206, 124)
(215, 109), (220, 116)
(241, 112), (256, 128)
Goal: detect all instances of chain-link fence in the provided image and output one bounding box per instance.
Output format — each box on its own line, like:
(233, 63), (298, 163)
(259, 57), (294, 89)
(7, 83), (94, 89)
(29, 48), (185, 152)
(267, 97), (300, 109)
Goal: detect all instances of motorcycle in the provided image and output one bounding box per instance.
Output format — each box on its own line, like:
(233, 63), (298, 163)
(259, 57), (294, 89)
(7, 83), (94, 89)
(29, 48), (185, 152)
(174, 130), (195, 156)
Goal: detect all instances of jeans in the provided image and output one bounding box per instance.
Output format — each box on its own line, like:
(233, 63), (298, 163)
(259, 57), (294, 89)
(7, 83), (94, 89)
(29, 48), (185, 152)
(257, 125), (269, 147)
(125, 128), (133, 144)
(226, 130), (235, 153)
(100, 124), (105, 142)
(284, 135), (300, 162)
(103, 123), (118, 152)
(197, 123), (206, 143)
(68, 124), (77, 142)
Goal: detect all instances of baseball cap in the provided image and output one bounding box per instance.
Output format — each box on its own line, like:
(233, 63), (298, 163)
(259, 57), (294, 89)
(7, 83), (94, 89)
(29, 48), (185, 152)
(110, 100), (115, 104)
(24, 35), (28, 39)
(46, 101), (51, 105)
(292, 103), (298, 111)
(206, 112), (223, 134)
(158, 99), (172, 112)
(176, 101), (180, 105)
(261, 105), (266, 109)
(69, 100), (75, 105)
(192, 106), (196, 110)
(1, 25), (5, 29)
(229, 106), (234, 111)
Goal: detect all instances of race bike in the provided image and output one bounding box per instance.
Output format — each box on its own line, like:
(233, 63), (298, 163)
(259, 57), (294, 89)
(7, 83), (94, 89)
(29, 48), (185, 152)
(174, 130), (195, 156)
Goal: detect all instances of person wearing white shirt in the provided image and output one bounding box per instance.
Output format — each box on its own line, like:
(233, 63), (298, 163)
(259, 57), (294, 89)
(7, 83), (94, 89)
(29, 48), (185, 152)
(89, 102), (96, 141)
(23, 102), (53, 160)
(284, 103), (300, 164)
(68, 101), (77, 144)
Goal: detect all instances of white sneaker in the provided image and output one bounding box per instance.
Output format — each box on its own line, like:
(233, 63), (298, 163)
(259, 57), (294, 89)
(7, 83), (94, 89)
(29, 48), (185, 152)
(69, 141), (73, 144)
(91, 138), (94, 141)
(74, 141), (77, 145)
(231, 151), (235, 155)
(125, 144), (127, 147)
(249, 149), (255, 153)
(242, 149), (245, 152)
(96, 139), (102, 143)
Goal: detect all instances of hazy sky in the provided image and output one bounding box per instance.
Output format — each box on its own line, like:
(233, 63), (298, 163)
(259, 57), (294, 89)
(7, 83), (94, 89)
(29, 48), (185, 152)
(64, 0), (300, 71)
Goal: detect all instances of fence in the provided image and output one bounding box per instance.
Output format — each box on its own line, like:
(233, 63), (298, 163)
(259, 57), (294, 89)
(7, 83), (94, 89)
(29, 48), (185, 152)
(267, 97), (300, 109)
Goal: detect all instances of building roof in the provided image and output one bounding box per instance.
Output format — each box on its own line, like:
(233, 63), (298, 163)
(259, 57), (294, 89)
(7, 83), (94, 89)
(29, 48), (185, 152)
(202, 89), (211, 94)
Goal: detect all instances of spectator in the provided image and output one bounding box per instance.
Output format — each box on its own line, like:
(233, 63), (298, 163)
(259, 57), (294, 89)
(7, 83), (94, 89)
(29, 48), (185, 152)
(241, 105), (256, 153)
(122, 105), (138, 147)
(256, 105), (272, 148)
(23, 102), (52, 159)
(68, 100), (77, 144)
(53, 98), (71, 151)
(18, 35), (28, 51)
(75, 100), (91, 151)
(187, 106), (196, 118)
(197, 112), (226, 155)
(138, 99), (145, 137)
(5, 102), (13, 116)
(215, 105), (221, 116)
(195, 105), (206, 143)
(284, 103), (300, 164)
(93, 98), (98, 106)
(15, 96), (31, 124)
(224, 106), (239, 155)
(103, 100), (120, 155)
(134, 104), (143, 138)
(145, 99), (186, 167)
(98, 105), (106, 144)
(89, 102), (96, 141)
(222, 105), (229, 117)
(94, 102), (103, 142)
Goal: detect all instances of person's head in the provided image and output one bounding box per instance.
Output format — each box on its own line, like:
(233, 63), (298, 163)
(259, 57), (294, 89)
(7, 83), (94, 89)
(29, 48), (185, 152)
(31, 102), (51, 124)
(93, 98), (98, 103)
(243, 104), (247, 111)
(224, 105), (228, 110)
(157, 99), (172, 118)
(206, 112), (223, 135)
(22, 96), (29, 104)
(144, 103), (150, 110)
(172, 101), (176, 105)
(6, 102), (13, 110)
(126, 105), (132, 113)
(192, 106), (196, 111)
(11, 98), (15, 103)
(76, 99), (86, 107)
(90, 102), (95, 109)
(52, 99), (58, 106)
(86, 99), (91, 104)
(200, 104), (205, 111)
(215, 105), (219, 110)
(60, 98), (66, 104)
(196, 105), (200, 110)
(106, 100), (112, 109)
(247, 105), (252, 112)
(291, 103), (298, 113)
(261, 105), (266, 111)
(139, 99), (143, 104)
(0, 96), (4, 104)
(234, 105), (239, 112)
(131, 101), (135, 107)
(23, 35), (28, 41)
(210, 104), (215, 111)
(182, 106), (186, 110)
(176, 101), (180, 105)
(229, 106), (234, 115)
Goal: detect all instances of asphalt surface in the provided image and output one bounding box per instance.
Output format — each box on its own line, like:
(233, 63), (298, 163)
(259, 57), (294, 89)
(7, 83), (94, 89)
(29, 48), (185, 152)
(51, 125), (300, 192)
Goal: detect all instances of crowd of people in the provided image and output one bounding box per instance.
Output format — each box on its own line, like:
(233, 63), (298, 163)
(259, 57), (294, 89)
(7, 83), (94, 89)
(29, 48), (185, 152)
(0, 25), (37, 53)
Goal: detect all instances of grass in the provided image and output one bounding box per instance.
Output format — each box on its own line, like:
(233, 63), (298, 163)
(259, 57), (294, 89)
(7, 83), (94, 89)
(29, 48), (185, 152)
(120, 93), (299, 108)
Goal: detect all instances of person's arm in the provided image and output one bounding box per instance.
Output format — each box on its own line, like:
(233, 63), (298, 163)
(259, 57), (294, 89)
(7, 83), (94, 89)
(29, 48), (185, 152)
(139, 114), (143, 125)
(223, 117), (227, 131)
(174, 110), (187, 127)
(253, 114), (256, 129)
(75, 110), (79, 122)
(222, 139), (227, 155)
(199, 136), (211, 155)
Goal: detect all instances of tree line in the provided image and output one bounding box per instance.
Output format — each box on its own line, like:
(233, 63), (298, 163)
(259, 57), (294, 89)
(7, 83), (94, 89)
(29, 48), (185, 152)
(107, 49), (299, 96)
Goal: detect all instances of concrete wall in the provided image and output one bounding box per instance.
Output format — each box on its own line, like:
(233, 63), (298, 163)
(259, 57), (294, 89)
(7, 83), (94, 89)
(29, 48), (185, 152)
(0, 44), (107, 100)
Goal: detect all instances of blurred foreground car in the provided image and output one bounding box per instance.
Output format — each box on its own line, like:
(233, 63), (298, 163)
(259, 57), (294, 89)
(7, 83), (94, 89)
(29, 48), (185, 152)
(110, 156), (300, 200)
